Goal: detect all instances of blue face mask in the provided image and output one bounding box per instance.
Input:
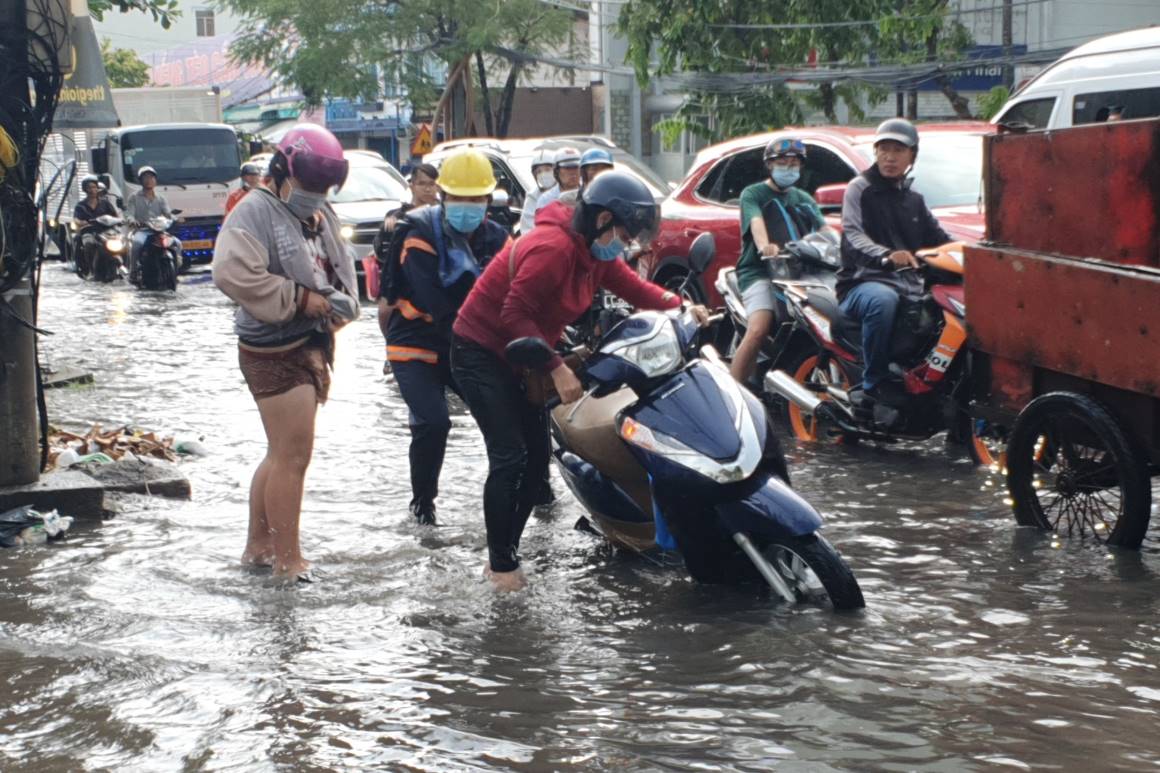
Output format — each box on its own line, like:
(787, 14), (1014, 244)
(771, 167), (800, 189)
(590, 234), (625, 262)
(444, 202), (487, 233)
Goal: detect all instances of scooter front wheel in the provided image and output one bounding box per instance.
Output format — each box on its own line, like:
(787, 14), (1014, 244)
(759, 534), (865, 610)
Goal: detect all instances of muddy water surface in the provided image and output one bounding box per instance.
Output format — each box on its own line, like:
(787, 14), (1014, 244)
(3, 267), (1160, 771)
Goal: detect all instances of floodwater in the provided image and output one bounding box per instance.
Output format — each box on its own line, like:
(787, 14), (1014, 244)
(4, 266), (1160, 771)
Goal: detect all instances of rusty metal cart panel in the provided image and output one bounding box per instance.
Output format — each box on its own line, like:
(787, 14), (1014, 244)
(966, 118), (1160, 549)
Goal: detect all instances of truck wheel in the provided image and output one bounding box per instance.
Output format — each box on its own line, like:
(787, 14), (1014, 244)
(1006, 391), (1151, 549)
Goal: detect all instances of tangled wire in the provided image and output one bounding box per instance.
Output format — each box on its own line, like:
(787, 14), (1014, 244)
(1, 0), (67, 295)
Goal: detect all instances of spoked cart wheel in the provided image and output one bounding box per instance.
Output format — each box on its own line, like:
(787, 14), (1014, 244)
(1006, 391), (1152, 549)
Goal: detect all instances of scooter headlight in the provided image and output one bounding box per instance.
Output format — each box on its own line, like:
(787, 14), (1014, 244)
(340, 224), (355, 241)
(105, 237), (125, 253)
(605, 323), (682, 378)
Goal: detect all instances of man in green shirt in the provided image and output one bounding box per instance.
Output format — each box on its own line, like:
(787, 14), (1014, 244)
(730, 138), (830, 384)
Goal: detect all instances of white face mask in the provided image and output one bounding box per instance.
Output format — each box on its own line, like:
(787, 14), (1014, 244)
(536, 171), (555, 191)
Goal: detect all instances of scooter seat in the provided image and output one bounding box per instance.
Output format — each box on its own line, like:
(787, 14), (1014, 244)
(805, 287), (863, 354)
(725, 269), (742, 307)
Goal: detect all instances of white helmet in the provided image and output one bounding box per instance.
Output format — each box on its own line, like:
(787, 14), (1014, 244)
(530, 148), (554, 172)
(553, 147), (582, 169)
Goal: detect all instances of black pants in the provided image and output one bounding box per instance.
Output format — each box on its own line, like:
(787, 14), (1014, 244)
(450, 335), (550, 572)
(391, 357), (460, 511)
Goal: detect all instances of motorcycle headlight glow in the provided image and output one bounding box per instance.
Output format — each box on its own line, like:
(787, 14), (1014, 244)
(340, 224), (355, 241)
(105, 237), (125, 253)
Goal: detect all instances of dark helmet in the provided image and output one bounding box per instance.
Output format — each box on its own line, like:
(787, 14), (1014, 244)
(573, 171), (659, 246)
(763, 138), (806, 162)
(874, 118), (919, 149)
(240, 162), (262, 176)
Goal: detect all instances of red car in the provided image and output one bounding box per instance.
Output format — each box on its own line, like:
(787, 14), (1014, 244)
(638, 122), (995, 304)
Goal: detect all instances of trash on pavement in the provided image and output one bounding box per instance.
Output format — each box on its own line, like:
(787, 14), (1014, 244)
(0, 506), (74, 548)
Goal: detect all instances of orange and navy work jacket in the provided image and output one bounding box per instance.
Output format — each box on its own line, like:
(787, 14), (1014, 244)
(384, 206), (510, 365)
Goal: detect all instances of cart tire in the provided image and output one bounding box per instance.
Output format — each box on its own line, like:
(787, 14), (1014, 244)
(1006, 391), (1151, 548)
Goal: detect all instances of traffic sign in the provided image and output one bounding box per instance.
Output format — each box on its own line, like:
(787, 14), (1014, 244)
(410, 123), (433, 156)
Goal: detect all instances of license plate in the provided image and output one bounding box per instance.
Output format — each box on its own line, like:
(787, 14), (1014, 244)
(183, 239), (213, 250)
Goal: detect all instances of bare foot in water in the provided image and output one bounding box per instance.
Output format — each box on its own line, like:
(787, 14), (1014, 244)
(272, 558), (313, 582)
(484, 564), (527, 592)
(241, 545), (275, 567)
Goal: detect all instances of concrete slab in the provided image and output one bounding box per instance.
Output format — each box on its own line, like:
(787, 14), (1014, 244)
(0, 470), (106, 520)
(81, 459), (191, 500)
(41, 364), (95, 389)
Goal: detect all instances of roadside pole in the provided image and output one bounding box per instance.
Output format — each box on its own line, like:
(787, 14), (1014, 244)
(0, 0), (40, 486)
(0, 281), (40, 486)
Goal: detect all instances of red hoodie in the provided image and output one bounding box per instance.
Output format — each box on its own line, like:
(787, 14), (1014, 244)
(453, 200), (679, 371)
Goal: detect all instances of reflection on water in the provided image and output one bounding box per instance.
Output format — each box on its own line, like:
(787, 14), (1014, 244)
(3, 266), (1160, 769)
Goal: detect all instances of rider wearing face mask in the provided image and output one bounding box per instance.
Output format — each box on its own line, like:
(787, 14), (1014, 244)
(212, 123), (359, 582)
(381, 149), (511, 526)
(450, 172), (711, 592)
(518, 148), (556, 234)
(730, 138), (831, 385)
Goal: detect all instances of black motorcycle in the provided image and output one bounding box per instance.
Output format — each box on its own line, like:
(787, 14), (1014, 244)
(133, 213), (182, 292)
(74, 214), (127, 282)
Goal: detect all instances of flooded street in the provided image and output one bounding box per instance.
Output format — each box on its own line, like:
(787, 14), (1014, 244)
(5, 265), (1160, 771)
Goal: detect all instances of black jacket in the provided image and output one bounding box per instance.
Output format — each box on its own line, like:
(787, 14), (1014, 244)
(385, 205), (510, 364)
(836, 164), (951, 300)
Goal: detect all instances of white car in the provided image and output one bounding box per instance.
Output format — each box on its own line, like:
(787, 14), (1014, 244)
(994, 27), (1160, 131)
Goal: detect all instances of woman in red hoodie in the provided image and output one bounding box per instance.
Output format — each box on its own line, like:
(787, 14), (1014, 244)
(452, 172), (710, 591)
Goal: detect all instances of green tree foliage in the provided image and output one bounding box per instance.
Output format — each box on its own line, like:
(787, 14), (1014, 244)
(976, 85), (1010, 120)
(619, 0), (976, 141)
(88, 0), (181, 29)
(221, 0), (576, 137)
(100, 38), (150, 88)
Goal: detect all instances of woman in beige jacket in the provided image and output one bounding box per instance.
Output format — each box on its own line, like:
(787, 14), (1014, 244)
(212, 125), (357, 582)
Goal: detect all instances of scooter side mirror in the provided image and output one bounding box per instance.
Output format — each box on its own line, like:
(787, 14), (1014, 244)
(505, 337), (555, 368)
(489, 189), (510, 210)
(687, 232), (716, 275)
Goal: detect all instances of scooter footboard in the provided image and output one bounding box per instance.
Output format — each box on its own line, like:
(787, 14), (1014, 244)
(555, 451), (651, 525)
(713, 473), (823, 540)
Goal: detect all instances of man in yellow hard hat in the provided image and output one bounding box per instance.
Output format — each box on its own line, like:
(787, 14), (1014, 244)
(378, 148), (511, 525)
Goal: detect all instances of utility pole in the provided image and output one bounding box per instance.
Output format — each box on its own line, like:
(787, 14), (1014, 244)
(0, 0), (41, 486)
(1002, 0), (1014, 89)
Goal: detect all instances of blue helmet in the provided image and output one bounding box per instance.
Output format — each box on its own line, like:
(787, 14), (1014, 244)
(580, 147), (614, 169)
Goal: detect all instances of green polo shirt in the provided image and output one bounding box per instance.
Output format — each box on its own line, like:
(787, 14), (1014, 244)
(735, 181), (825, 291)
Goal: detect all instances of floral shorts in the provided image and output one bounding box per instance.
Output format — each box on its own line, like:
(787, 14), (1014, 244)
(238, 341), (331, 404)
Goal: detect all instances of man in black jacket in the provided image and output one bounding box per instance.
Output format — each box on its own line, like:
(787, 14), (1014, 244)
(837, 118), (950, 400)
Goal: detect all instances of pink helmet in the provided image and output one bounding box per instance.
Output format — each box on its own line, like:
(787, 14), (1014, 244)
(276, 124), (349, 193)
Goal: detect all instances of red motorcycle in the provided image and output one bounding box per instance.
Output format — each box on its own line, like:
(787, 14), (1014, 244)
(763, 243), (999, 465)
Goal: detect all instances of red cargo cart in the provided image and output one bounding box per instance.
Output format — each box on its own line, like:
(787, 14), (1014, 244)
(965, 118), (1160, 548)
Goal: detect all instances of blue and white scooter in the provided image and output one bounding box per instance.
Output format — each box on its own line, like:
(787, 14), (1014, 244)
(506, 234), (864, 610)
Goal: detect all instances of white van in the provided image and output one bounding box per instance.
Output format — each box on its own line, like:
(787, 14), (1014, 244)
(993, 26), (1160, 131)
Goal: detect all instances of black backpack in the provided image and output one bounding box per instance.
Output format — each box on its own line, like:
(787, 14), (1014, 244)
(375, 209), (412, 304)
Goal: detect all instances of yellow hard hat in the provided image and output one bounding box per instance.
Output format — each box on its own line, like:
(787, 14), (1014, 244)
(437, 149), (496, 197)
